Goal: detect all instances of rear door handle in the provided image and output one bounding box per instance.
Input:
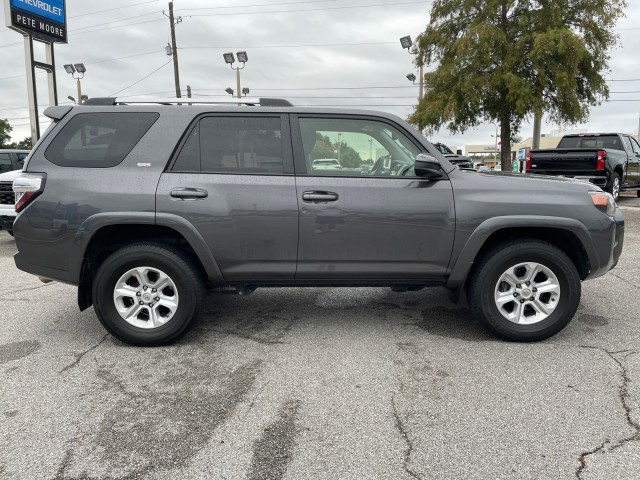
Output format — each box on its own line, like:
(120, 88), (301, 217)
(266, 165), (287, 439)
(170, 188), (208, 200)
(302, 191), (339, 203)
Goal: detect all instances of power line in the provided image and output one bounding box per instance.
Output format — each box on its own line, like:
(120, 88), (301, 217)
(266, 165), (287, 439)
(181, 41), (396, 49)
(110, 60), (173, 96)
(185, 1), (428, 17)
(192, 86), (419, 91)
(70, 0), (160, 18)
(176, 0), (337, 11)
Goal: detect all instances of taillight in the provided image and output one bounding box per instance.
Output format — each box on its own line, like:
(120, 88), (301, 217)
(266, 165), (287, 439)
(525, 151), (531, 170)
(596, 150), (606, 170)
(13, 173), (46, 213)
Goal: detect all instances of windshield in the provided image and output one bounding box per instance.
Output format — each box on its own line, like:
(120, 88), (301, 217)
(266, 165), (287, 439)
(434, 143), (454, 155)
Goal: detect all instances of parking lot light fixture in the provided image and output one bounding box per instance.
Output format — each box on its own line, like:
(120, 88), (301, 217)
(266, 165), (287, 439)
(224, 51), (249, 99)
(406, 73), (416, 83)
(64, 62), (87, 105)
(225, 87), (234, 95)
(400, 36), (413, 50)
(242, 87), (250, 96)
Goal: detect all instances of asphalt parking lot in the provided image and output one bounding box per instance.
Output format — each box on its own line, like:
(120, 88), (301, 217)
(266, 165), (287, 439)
(1, 195), (639, 480)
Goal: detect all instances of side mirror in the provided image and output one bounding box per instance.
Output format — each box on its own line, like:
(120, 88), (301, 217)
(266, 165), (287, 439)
(414, 153), (443, 178)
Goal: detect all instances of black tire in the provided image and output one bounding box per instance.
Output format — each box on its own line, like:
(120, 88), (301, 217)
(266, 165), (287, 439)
(636, 189), (640, 198)
(7, 229), (14, 237)
(606, 172), (621, 201)
(92, 243), (206, 346)
(467, 239), (581, 342)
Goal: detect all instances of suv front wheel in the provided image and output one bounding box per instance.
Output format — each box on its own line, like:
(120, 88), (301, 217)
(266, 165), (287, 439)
(92, 243), (206, 346)
(467, 240), (581, 341)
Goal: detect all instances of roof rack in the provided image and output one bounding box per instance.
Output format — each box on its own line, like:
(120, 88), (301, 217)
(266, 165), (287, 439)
(82, 97), (293, 107)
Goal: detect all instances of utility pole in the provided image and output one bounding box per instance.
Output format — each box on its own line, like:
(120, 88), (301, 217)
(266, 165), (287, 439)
(166, 2), (182, 98)
(532, 111), (542, 150)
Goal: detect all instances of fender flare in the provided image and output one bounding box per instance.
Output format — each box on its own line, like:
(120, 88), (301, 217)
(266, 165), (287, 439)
(72, 212), (224, 283)
(445, 215), (596, 298)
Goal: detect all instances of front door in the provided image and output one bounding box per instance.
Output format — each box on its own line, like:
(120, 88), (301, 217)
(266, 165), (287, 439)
(291, 115), (455, 280)
(156, 114), (298, 281)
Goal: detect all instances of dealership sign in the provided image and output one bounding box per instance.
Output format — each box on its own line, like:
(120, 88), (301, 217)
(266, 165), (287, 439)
(5, 0), (67, 43)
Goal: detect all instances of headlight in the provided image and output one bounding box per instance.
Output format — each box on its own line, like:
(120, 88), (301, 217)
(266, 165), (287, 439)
(589, 191), (615, 216)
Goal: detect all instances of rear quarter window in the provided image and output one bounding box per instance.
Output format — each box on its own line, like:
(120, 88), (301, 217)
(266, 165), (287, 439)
(45, 112), (159, 168)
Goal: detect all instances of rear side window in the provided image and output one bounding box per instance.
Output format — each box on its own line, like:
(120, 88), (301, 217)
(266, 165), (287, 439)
(172, 116), (284, 174)
(0, 153), (11, 173)
(558, 135), (623, 150)
(45, 112), (159, 168)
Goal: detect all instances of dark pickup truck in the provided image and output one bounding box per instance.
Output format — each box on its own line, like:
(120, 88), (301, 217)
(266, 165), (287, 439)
(526, 133), (640, 201)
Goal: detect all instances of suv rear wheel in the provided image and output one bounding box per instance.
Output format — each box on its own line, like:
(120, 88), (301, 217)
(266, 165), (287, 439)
(467, 240), (580, 341)
(92, 243), (206, 346)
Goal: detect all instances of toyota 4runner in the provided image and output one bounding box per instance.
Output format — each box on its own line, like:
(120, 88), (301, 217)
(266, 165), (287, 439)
(11, 98), (624, 346)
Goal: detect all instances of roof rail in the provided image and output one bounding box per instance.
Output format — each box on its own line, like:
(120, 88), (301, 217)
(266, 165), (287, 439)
(82, 97), (294, 107)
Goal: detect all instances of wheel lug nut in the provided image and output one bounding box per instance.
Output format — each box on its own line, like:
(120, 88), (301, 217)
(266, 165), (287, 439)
(139, 301), (144, 305)
(526, 281), (531, 286)
(149, 303), (154, 308)
(155, 296), (160, 301)
(532, 288), (537, 292)
(529, 297), (534, 301)
(143, 286), (148, 291)
(136, 292), (141, 297)
(513, 292), (519, 297)
(516, 284), (522, 289)
(152, 288), (157, 293)
(520, 299), (525, 304)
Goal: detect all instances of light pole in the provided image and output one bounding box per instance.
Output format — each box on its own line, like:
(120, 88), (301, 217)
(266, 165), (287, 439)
(368, 139), (373, 162)
(337, 132), (342, 163)
(63, 63), (86, 104)
(400, 36), (423, 101)
(223, 51), (248, 99)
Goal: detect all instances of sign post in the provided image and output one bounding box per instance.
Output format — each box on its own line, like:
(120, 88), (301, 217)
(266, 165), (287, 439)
(4, 0), (67, 145)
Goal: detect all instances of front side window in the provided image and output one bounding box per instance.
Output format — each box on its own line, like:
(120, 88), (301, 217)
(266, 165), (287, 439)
(299, 118), (421, 177)
(45, 112), (159, 168)
(173, 116), (284, 174)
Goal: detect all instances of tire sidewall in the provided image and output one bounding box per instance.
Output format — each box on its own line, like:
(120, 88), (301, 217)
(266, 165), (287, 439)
(93, 248), (201, 346)
(473, 244), (580, 340)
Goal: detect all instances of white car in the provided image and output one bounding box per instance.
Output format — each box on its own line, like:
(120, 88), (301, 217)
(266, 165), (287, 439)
(312, 158), (343, 171)
(0, 169), (21, 236)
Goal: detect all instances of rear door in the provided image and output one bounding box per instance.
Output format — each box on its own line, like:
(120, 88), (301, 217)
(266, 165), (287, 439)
(156, 114), (299, 281)
(624, 136), (640, 184)
(291, 114), (455, 280)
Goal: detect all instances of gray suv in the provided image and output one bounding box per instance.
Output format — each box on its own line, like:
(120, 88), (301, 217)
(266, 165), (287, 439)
(12, 98), (624, 346)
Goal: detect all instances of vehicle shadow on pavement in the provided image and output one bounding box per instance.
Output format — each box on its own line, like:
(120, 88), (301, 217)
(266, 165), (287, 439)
(190, 287), (496, 345)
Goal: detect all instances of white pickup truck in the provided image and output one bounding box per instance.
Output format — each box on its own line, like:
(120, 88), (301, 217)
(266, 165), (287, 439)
(0, 169), (21, 236)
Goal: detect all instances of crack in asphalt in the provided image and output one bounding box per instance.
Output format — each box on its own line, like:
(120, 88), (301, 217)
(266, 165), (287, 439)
(575, 347), (640, 479)
(391, 394), (423, 480)
(210, 329), (287, 345)
(5, 282), (55, 296)
(59, 334), (109, 374)
(610, 273), (640, 291)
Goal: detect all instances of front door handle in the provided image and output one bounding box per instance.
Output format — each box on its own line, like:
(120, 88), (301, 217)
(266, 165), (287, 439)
(302, 191), (339, 203)
(170, 188), (208, 200)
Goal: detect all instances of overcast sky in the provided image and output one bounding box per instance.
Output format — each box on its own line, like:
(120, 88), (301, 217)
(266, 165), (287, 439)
(1, 0), (639, 151)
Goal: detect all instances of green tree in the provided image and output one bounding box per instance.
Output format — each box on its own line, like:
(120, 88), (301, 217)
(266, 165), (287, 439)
(409, 0), (627, 169)
(9, 137), (33, 150)
(0, 119), (13, 148)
